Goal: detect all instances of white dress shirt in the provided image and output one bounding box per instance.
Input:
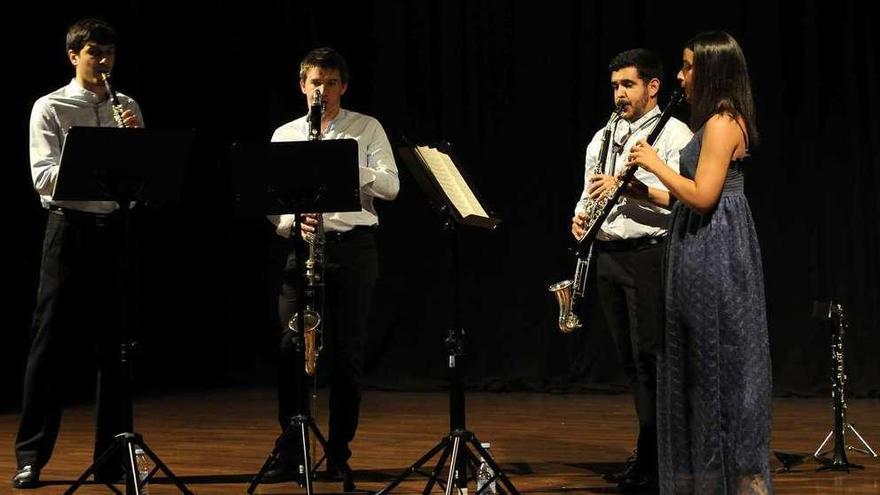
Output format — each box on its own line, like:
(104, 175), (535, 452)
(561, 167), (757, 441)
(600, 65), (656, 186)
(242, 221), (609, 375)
(269, 108), (399, 235)
(575, 105), (692, 240)
(29, 79), (142, 214)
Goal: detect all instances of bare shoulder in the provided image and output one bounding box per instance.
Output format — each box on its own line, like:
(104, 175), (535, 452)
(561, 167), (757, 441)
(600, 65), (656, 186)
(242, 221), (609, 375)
(703, 113), (748, 159)
(704, 113), (740, 134)
(704, 114), (744, 145)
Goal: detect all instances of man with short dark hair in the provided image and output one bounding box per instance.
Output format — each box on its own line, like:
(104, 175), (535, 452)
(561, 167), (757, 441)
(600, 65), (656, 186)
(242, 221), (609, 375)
(571, 48), (691, 491)
(13, 17), (143, 489)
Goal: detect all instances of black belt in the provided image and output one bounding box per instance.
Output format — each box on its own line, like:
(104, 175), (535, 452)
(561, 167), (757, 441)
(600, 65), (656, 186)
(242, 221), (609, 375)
(324, 225), (377, 242)
(48, 206), (120, 225)
(595, 236), (665, 252)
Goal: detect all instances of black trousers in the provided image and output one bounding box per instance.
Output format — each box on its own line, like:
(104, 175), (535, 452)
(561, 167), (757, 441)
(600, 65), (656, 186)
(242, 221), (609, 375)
(276, 227), (378, 463)
(595, 238), (664, 476)
(16, 210), (127, 472)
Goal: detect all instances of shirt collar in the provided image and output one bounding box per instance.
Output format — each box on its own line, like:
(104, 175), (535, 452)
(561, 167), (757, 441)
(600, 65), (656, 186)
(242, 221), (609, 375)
(325, 108), (347, 131)
(625, 105), (661, 131)
(302, 108), (347, 134)
(65, 78), (104, 104)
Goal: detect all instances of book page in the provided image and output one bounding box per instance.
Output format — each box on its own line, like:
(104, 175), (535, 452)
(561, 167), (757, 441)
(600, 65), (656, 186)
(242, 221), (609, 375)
(415, 145), (488, 219)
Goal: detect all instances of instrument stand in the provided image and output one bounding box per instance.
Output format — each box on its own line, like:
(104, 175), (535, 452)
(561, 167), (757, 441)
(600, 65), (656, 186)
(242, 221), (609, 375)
(54, 127), (195, 495)
(812, 301), (877, 472)
(378, 221), (518, 495)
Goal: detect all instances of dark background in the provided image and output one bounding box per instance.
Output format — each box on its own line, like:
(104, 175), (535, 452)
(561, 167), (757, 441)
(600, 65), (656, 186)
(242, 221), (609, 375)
(3, 0), (878, 412)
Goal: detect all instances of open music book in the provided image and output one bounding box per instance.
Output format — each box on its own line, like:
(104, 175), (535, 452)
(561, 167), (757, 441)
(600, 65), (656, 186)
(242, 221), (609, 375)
(413, 145), (494, 225)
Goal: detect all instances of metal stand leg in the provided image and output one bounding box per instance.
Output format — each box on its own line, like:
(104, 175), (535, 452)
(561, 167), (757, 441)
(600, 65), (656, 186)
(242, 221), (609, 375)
(847, 424), (878, 457)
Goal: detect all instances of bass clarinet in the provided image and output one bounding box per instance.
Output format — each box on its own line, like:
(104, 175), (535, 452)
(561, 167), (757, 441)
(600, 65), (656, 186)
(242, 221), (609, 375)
(288, 88), (326, 376)
(549, 90), (683, 333)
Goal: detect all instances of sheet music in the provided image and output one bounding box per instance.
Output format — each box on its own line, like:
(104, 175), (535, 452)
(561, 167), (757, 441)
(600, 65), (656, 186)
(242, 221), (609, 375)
(414, 145), (489, 219)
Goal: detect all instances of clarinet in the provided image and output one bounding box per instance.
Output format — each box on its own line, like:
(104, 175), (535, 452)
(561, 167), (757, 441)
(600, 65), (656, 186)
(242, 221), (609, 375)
(100, 72), (128, 128)
(828, 304), (851, 464)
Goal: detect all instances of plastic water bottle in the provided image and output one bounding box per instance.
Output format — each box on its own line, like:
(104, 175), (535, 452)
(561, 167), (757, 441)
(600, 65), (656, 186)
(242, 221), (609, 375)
(454, 468), (467, 495)
(134, 446), (150, 493)
(475, 442), (497, 494)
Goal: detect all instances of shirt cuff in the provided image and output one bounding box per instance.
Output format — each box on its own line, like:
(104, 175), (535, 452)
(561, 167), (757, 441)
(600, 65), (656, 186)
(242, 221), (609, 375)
(359, 167), (377, 188)
(272, 214), (296, 238)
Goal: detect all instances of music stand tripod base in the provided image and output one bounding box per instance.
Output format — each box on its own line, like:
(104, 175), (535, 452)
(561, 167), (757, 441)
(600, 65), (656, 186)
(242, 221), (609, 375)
(376, 426), (518, 495)
(376, 326), (519, 495)
(247, 412), (355, 494)
(65, 432), (192, 495)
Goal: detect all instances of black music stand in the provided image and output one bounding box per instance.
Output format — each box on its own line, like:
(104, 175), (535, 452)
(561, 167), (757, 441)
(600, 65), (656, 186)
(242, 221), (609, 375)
(228, 139), (360, 494)
(54, 126), (196, 495)
(377, 141), (518, 495)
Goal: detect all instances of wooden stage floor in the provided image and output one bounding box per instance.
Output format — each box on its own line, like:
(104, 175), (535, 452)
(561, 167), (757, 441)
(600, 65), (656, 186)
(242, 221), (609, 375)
(1, 389), (877, 494)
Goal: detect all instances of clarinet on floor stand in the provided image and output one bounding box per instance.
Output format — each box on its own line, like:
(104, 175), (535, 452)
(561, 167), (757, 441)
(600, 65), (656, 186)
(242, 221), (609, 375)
(812, 301), (877, 471)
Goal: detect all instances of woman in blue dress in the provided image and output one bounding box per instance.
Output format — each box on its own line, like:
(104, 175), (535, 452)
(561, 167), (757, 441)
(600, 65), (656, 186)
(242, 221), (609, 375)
(627, 31), (774, 494)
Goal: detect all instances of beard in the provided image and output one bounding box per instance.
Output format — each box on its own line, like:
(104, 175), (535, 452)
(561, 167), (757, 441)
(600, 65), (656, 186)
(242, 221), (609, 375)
(624, 94), (651, 122)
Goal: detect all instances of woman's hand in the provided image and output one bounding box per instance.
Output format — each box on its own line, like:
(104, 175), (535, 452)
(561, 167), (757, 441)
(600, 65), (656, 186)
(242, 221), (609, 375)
(627, 139), (663, 173)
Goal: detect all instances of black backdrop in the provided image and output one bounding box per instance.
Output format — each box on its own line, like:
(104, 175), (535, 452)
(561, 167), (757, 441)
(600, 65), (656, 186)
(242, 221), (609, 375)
(3, 0), (878, 412)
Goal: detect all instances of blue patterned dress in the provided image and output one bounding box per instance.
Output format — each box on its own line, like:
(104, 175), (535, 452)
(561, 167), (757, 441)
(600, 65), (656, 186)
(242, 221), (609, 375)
(657, 127), (774, 494)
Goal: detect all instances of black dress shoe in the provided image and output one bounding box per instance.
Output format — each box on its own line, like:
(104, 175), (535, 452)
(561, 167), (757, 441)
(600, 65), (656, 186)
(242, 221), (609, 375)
(261, 455), (304, 484)
(602, 451), (639, 483)
(617, 471), (658, 493)
(322, 462), (342, 481)
(12, 465), (40, 489)
(94, 465), (126, 485)
(325, 461), (356, 492)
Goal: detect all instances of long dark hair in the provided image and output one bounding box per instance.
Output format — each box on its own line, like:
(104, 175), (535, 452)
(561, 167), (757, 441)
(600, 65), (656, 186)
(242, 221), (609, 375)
(686, 31), (759, 145)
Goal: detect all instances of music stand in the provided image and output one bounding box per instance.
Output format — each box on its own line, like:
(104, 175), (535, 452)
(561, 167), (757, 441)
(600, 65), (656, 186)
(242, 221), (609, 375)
(228, 139), (360, 494)
(377, 141), (519, 495)
(55, 126), (196, 495)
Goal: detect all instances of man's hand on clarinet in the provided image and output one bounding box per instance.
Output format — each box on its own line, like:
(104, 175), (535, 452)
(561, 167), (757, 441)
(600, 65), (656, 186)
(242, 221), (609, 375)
(571, 210), (587, 240)
(120, 109), (141, 128)
(300, 213), (319, 237)
(587, 174), (617, 201)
